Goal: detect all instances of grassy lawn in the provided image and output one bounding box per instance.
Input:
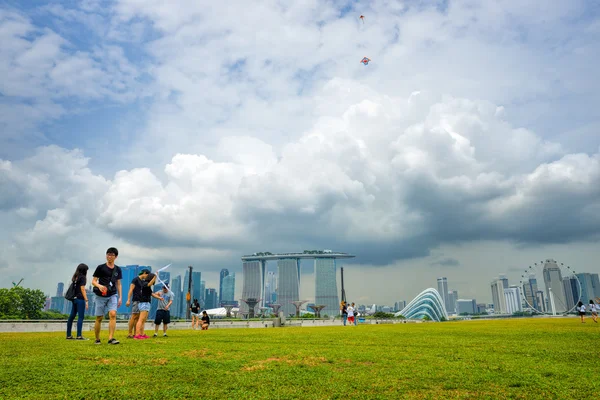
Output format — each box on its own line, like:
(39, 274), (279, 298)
(1, 318), (599, 399)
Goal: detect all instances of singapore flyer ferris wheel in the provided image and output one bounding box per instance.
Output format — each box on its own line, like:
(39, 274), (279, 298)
(517, 259), (582, 315)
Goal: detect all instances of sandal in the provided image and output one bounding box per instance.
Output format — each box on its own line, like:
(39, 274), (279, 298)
(127, 335), (135, 339)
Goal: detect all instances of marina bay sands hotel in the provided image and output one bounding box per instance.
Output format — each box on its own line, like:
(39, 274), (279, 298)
(241, 250), (355, 317)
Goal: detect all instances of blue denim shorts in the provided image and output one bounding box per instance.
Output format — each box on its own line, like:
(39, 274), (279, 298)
(138, 302), (151, 312)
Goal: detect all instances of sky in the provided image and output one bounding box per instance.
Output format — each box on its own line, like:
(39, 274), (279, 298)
(1, 0), (599, 306)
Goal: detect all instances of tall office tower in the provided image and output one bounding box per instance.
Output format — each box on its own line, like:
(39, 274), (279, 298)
(192, 272), (202, 303)
(56, 282), (64, 297)
(542, 259), (567, 313)
(119, 265), (139, 315)
(269, 272), (277, 303)
(264, 271), (275, 305)
(395, 301), (406, 312)
(277, 259), (301, 317)
(221, 273), (236, 305)
(523, 275), (540, 311)
(314, 258), (339, 318)
(535, 290), (546, 312)
(240, 260), (266, 313)
(437, 277), (449, 311)
(50, 296), (65, 313)
(491, 277), (508, 314)
(504, 286), (522, 314)
(563, 276), (578, 311)
(219, 269), (229, 305)
(576, 273), (595, 304)
(170, 275), (182, 318)
(200, 280), (206, 307)
(591, 274), (600, 299)
(447, 290), (458, 314)
(456, 299), (476, 315)
(204, 288), (218, 309)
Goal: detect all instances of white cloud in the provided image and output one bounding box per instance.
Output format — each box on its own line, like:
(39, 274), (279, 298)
(1, 1), (599, 301)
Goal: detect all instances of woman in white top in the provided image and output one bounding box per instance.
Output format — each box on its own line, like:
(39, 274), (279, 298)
(589, 300), (598, 323)
(577, 301), (586, 323)
(347, 304), (355, 326)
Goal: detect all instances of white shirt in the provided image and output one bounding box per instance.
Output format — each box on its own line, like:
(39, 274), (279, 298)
(347, 306), (354, 317)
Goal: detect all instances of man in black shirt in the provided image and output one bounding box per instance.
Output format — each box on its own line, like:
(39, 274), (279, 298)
(92, 247), (123, 345)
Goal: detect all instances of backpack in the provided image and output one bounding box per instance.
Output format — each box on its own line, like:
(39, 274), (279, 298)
(64, 280), (77, 301)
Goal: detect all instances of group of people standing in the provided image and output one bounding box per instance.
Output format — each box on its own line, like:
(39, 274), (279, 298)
(340, 301), (359, 326)
(576, 299), (600, 323)
(65, 247), (172, 343)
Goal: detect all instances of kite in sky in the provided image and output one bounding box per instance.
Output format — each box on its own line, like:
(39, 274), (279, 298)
(360, 15), (365, 23)
(360, 57), (371, 65)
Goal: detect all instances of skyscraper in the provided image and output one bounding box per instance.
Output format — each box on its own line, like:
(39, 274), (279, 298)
(277, 258), (301, 317)
(315, 258), (339, 317)
(204, 288), (218, 309)
(575, 273), (595, 305)
(219, 269), (229, 305)
(171, 275), (182, 318)
(192, 271), (202, 303)
(504, 286), (522, 314)
(543, 259), (567, 313)
(56, 282), (64, 297)
(264, 271), (276, 305)
(491, 277), (508, 314)
(563, 276), (579, 311)
(447, 290), (458, 314)
(437, 277), (449, 312)
(523, 275), (540, 311)
(240, 260), (266, 313)
(221, 273), (236, 305)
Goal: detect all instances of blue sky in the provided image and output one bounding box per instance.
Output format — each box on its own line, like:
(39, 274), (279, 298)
(1, 1), (599, 304)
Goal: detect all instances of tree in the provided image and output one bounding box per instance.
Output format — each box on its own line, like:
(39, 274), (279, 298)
(372, 311), (395, 319)
(0, 286), (46, 319)
(0, 288), (20, 319)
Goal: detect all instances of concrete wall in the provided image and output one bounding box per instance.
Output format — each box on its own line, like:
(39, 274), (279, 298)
(0, 318), (417, 333)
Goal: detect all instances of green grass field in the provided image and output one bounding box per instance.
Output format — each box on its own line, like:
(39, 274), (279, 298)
(1, 318), (598, 399)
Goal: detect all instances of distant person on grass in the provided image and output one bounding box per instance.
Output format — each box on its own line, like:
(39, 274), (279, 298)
(66, 263), (90, 341)
(190, 299), (201, 329)
(340, 301), (348, 326)
(576, 301), (586, 323)
(201, 310), (210, 330)
(351, 302), (358, 326)
(134, 269), (156, 340)
(589, 300), (598, 323)
(92, 247), (122, 345)
(153, 285), (172, 337)
(347, 303), (355, 326)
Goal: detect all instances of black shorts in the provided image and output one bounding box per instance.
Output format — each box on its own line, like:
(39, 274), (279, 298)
(579, 311), (585, 316)
(155, 310), (170, 325)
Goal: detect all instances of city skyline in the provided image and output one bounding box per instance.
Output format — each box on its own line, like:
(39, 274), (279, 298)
(42, 253), (600, 316)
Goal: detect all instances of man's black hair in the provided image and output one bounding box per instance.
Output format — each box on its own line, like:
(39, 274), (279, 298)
(106, 247), (119, 256)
